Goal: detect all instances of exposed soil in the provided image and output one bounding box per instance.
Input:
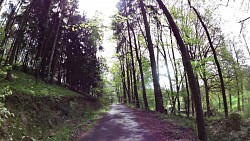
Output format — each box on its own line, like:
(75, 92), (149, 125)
(78, 104), (196, 141)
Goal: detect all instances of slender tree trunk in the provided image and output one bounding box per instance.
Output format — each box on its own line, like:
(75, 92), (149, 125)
(0, 35), (8, 65)
(241, 82), (244, 111)
(47, 19), (61, 82)
(140, 0), (164, 113)
(121, 58), (127, 104)
(131, 26), (149, 110)
(218, 95), (221, 110)
(188, 2), (228, 118)
(130, 67), (135, 103)
(127, 21), (140, 108)
(185, 71), (190, 117)
(35, 0), (52, 81)
(125, 44), (131, 103)
(22, 52), (29, 72)
(159, 27), (174, 110)
(203, 78), (210, 117)
(5, 15), (27, 81)
(156, 0), (207, 140)
(229, 88), (233, 111)
(170, 31), (179, 115)
(235, 72), (241, 111)
(192, 97), (195, 116)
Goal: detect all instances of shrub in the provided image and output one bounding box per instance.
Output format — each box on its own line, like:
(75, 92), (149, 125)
(0, 86), (13, 139)
(225, 113), (241, 131)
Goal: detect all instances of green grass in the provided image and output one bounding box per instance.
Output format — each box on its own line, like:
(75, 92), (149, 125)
(45, 106), (110, 141)
(0, 70), (80, 97)
(0, 70), (110, 140)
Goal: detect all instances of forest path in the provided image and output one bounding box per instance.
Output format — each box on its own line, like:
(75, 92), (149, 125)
(78, 104), (195, 141)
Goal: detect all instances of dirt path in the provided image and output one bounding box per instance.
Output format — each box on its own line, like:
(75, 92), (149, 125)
(78, 104), (195, 141)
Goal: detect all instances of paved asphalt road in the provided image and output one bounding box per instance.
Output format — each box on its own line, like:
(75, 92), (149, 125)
(80, 104), (162, 141)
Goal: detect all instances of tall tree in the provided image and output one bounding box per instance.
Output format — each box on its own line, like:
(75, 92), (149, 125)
(155, 0), (207, 140)
(188, 1), (228, 118)
(139, 0), (164, 113)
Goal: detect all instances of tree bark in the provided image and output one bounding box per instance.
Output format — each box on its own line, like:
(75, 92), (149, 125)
(185, 71), (190, 117)
(125, 43), (131, 104)
(47, 19), (61, 82)
(159, 27), (174, 110)
(140, 0), (164, 113)
(188, 2), (228, 118)
(120, 58), (127, 104)
(131, 26), (149, 110)
(127, 21), (140, 108)
(229, 88), (233, 111)
(155, 0), (207, 140)
(203, 78), (210, 117)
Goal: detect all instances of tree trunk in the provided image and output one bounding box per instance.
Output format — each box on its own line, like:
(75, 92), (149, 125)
(125, 44), (131, 104)
(188, 2), (228, 118)
(185, 71), (190, 117)
(218, 95), (221, 110)
(121, 58), (127, 104)
(241, 82), (244, 111)
(139, 0), (164, 113)
(203, 78), (210, 117)
(131, 26), (149, 110)
(169, 30), (178, 115)
(159, 26), (174, 111)
(229, 89), (233, 111)
(192, 97), (195, 116)
(5, 35), (19, 81)
(156, 0), (207, 140)
(235, 72), (241, 111)
(47, 19), (61, 82)
(130, 67), (134, 103)
(127, 21), (140, 108)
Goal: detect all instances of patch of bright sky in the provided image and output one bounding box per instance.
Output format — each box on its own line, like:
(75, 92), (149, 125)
(218, 1), (250, 36)
(78, 0), (119, 66)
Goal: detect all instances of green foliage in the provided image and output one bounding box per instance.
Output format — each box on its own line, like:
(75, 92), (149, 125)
(0, 27), (4, 44)
(0, 69), (109, 140)
(243, 102), (250, 119)
(0, 71), (80, 97)
(46, 125), (73, 141)
(141, 56), (152, 87)
(207, 114), (249, 141)
(46, 106), (109, 141)
(0, 86), (13, 139)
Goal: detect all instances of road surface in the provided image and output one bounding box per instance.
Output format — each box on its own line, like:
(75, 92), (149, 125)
(79, 104), (162, 141)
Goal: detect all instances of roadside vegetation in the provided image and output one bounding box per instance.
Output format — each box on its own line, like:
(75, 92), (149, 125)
(0, 69), (110, 141)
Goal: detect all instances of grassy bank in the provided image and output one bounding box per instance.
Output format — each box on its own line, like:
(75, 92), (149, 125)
(0, 71), (108, 140)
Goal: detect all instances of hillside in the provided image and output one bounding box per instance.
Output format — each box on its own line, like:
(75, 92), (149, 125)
(0, 71), (107, 141)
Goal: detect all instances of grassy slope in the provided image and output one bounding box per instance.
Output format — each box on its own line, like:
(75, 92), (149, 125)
(0, 70), (80, 97)
(0, 70), (108, 141)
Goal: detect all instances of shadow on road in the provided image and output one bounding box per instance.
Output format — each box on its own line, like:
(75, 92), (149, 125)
(79, 104), (160, 141)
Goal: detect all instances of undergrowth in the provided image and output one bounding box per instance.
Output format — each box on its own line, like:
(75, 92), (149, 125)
(0, 70), (108, 140)
(154, 112), (250, 141)
(0, 70), (80, 97)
